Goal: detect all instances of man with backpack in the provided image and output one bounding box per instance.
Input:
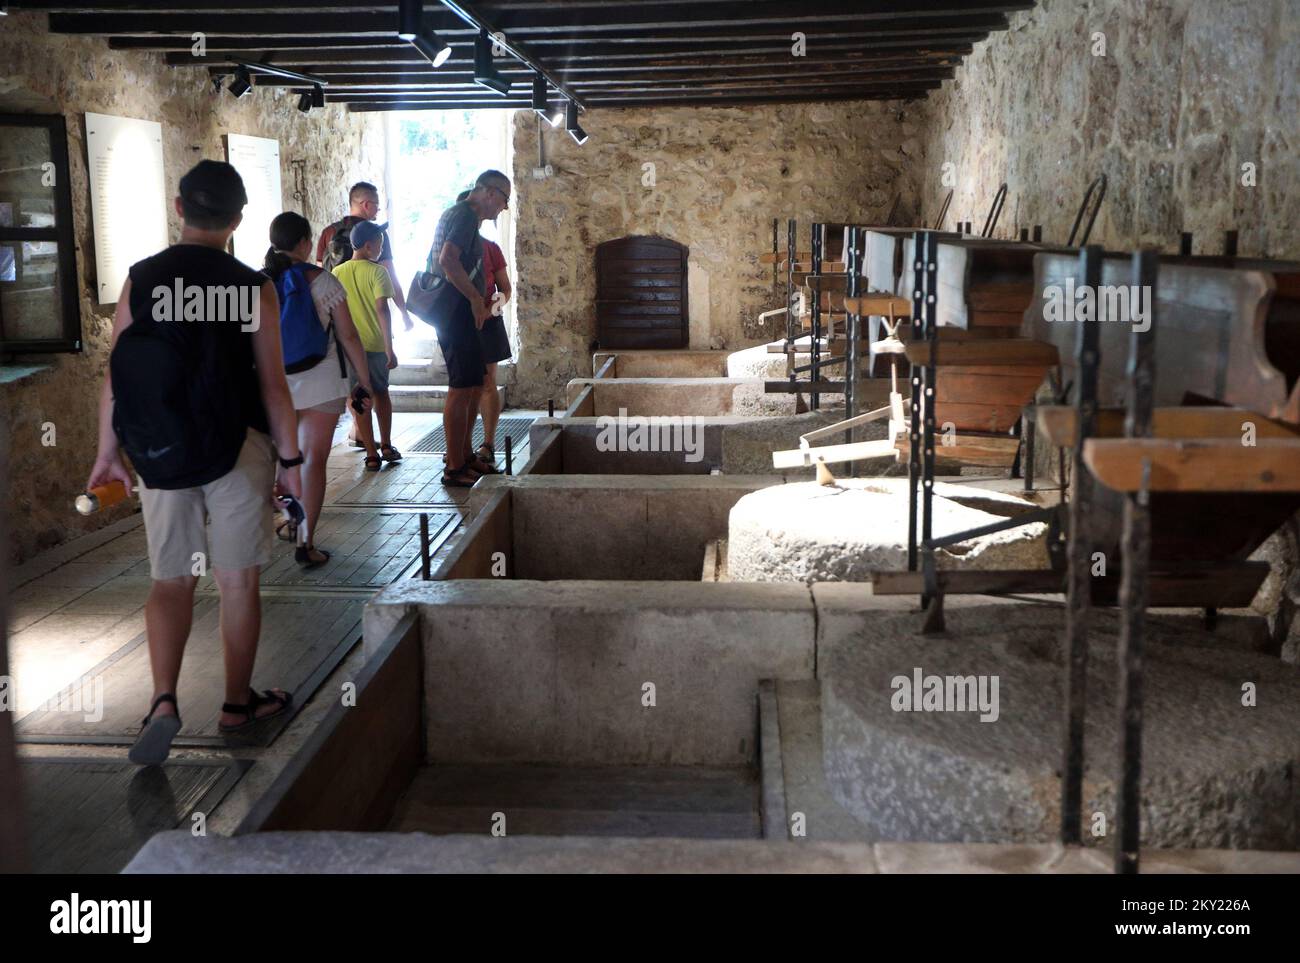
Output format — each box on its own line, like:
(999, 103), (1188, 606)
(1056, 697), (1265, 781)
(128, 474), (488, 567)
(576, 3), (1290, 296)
(87, 159), (301, 765)
(315, 181), (412, 333)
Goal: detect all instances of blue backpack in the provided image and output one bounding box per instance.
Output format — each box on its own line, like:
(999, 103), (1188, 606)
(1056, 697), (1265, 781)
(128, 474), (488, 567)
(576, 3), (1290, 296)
(275, 262), (331, 373)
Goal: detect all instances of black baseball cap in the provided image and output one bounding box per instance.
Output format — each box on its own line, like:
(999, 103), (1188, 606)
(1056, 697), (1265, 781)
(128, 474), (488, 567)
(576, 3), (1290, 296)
(178, 160), (248, 219)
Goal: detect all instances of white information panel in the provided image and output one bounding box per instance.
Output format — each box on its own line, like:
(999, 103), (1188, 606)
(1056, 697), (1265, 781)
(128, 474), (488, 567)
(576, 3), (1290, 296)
(85, 112), (168, 304)
(225, 133), (282, 269)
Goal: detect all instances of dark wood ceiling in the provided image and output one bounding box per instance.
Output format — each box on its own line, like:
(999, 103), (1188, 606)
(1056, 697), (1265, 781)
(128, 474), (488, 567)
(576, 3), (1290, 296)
(13, 1), (1034, 112)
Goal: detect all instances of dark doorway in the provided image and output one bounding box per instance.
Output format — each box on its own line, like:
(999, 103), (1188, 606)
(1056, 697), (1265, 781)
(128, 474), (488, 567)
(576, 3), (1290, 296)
(595, 235), (688, 349)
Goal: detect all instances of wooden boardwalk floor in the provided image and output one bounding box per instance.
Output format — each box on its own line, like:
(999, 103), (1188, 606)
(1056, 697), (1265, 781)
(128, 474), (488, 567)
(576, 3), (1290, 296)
(8, 411), (534, 871)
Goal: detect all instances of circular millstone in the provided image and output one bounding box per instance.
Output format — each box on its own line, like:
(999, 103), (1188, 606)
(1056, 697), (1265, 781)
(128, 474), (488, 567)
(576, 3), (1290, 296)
(822, 603), (1300, 848)
(727, 342), (811, 380)
(727, 479), (1049, 583)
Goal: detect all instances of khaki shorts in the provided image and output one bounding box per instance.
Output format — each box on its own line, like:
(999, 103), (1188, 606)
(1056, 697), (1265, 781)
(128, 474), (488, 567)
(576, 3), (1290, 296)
(138, 429), (275, 579)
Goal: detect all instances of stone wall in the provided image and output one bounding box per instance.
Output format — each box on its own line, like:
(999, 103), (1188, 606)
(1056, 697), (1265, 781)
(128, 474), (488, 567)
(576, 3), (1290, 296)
(0, 12), (386, 563)
(919, 0), (1300, 258)
(508, 102), (926, 408)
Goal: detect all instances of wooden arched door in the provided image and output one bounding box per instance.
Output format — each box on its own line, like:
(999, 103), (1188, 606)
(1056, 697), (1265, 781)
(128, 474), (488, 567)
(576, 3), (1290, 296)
(595, 235), (688, 349)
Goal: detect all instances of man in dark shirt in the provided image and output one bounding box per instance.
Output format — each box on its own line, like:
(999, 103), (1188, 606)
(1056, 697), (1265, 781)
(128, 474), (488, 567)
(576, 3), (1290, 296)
(429, 169), (511, 486)
(87, 160), (302, 765)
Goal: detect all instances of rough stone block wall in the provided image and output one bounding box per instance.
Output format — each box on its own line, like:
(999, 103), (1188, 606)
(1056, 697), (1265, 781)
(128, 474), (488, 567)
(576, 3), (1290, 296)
(0, 12), (386, 563)
(920, 0), (1300, 258)
(508, 103), (926, 408)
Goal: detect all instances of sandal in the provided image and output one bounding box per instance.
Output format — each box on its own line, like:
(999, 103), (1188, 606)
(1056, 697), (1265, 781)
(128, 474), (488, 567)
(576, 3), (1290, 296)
(380, 444), (403, 463)
(128, 693), (182, 766)
(363, 455), (383, 472)
(275, 519), (295, 542)
(219, 687), (293, 735)
(295, 545), (331, 569)
(441, 466), (480, 488)
(467, 455), (500, 475)
(476, 442), (495, 462)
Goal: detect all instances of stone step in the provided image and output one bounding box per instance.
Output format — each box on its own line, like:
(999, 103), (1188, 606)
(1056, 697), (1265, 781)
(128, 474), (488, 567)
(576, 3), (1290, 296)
(388, 384), (506, 412)
(388, 358), (448, 386)
(388, 764), (761, 839)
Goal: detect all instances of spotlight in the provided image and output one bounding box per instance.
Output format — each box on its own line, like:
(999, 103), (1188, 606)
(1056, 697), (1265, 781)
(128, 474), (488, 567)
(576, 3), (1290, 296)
(413, 30), (452, 68)
(531, 73), (546, 114)
(474, 29), (512, 96)
(296, 85), (324, 112)
(565, 99), (588, 145)
(397, 0), (421, 41)
(529, 74), (565, 126)
(227, 66), (252, 98)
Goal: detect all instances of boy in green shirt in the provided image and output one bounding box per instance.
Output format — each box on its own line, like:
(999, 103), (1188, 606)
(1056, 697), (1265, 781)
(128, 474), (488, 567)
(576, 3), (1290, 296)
(332, 220), (401, 470)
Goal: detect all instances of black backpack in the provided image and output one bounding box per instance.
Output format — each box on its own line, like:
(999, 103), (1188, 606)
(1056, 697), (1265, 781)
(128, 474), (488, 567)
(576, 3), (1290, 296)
(322, 217), (359, 273)
(110, 318), (249, 490)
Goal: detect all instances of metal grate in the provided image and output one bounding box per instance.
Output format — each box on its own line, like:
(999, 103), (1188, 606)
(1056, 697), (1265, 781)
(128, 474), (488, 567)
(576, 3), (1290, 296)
(408, 416), (535, 454)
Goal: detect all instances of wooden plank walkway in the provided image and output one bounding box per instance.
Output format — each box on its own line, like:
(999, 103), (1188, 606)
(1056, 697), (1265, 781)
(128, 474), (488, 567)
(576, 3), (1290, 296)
(8, 412), (533, 869)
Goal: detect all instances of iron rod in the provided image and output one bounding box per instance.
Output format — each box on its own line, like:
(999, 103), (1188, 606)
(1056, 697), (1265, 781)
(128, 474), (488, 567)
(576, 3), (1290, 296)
(846, 225), (861, 477)
(786, 218), (797, 356)
(1023, 410), (1036, 490)
(906, 231), (923, 573)
(419, 512), (431, 580)
(811, 221), (824, 410)
(1061, 244), (1102, 846)
(1114, 248), (1158, 875)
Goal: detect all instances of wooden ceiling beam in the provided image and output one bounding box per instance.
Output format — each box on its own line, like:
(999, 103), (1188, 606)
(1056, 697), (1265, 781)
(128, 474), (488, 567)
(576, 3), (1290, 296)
(202, 57), (960, 77)
(254, 67), (955, 91)
(332, 79), (941, 100)
(48, 5), (1024, 36)
(342, 89), (929, 111)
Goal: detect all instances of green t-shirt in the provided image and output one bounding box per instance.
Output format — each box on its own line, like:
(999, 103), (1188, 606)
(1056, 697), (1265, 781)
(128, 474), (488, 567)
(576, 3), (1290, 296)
(332, 258), (394, 352)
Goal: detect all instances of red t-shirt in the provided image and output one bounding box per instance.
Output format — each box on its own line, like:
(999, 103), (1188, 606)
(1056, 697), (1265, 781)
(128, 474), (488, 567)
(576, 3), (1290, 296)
(482, 238), (506, 302)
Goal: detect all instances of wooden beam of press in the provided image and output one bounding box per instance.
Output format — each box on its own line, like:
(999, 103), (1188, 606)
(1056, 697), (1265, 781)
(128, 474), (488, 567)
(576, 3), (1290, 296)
(870, 564), (1269, 608)
(772, 438), (898, 469)
(841, 293), (912, 316)
(894, 433), (1020, 467)
(1036, 405), (1300, 448)
(1084, 438), (1300, 493)
(904, 339), (1059, 367)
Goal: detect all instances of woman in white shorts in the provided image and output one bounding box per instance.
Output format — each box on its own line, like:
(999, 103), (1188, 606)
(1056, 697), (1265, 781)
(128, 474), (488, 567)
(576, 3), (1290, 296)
(264, 212), (373, 567)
